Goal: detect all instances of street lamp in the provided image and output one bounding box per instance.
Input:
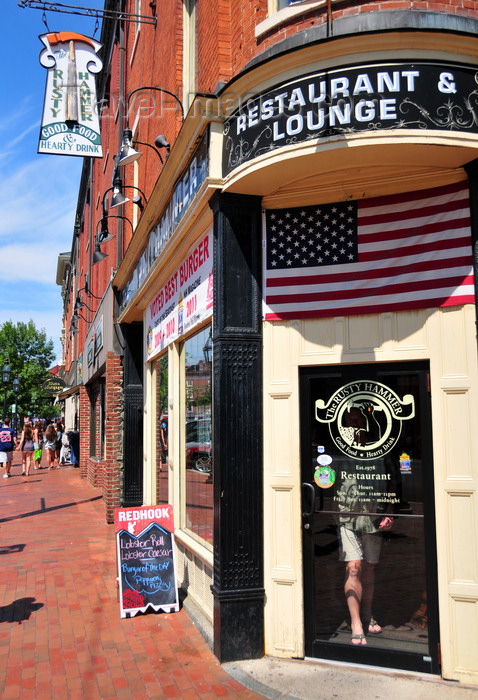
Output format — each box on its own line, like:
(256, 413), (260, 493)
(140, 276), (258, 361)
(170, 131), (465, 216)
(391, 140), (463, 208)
(13, 377), (20, 434)
(2, 362), (11, 419)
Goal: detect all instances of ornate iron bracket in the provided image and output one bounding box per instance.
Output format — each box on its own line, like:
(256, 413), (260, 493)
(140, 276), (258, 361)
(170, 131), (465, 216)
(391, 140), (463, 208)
(18, 1), (157, 26)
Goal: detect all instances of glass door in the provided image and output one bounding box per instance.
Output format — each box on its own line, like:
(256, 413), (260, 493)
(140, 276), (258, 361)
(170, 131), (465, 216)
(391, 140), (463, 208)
(300, 362), (439, 673)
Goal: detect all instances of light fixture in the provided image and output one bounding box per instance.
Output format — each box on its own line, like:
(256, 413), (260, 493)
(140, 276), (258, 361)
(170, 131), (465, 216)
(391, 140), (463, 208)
(108, 175), (147, 210)
(117, 128), (166, 167)
(77, 279), (102, 300)
(92, 237), (108, 265)
(116, 87), (183, 168)
(73, 309), (88, 323)
(74, 294), (94, 313)
(96, 214), (134, 244)
(110, 174), (128, 208)
(2, 361), (11, 419)
(69, 317), (79, 335)
(117, 128), (141, 166)
(2, 362), (11, 385)
(97, 217), (115, 244)
(155, 134), (170, 156)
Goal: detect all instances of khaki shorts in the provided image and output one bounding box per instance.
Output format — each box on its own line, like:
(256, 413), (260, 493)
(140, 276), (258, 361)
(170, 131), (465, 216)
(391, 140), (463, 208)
(0, 451), (12, 464)
(338, 525), (383, 564)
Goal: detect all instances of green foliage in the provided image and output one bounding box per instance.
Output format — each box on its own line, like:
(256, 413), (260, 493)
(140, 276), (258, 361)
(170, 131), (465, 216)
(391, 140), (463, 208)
(0, 320), (58, 425)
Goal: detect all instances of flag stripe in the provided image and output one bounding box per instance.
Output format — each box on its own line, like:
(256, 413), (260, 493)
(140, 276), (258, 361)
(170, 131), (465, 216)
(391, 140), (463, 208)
(264, 181), (474, 321)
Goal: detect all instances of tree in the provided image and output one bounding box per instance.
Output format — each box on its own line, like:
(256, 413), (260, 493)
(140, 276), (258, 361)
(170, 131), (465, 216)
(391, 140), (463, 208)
(0, 320), (58, 424)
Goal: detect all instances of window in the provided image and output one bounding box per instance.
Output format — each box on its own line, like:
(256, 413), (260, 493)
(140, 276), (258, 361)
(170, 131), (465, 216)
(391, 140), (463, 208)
(156, 355), (169, 505)
(183, 326), (212, 545)
(183, 0), (197, 112)
(278, 0), (304, 7)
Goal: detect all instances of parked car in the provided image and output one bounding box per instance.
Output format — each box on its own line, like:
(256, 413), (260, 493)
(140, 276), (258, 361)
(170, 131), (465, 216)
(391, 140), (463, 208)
(185, 418), (212, 473)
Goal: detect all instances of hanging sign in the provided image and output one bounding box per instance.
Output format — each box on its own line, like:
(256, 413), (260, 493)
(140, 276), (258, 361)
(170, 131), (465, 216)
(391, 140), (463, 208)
(114, 505), (179, 619)
(42, 376), (66, 394)
(145, 231), (213, 362)
(38, 32), (103, 157)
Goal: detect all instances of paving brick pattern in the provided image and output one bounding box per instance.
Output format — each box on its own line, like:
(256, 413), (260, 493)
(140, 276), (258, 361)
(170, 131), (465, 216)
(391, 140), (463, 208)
(0, 455), (264, 699)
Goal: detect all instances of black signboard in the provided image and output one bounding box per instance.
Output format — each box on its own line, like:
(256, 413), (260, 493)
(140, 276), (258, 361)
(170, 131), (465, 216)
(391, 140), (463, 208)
(115, 506), (179, 618)
(42, 376), (66, 394)
(223, 61), (478, 175)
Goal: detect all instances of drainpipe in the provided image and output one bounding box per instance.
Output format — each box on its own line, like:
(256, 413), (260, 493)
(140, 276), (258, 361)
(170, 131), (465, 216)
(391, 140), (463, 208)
(117, 11), (126, 265)
(327, 0), (333, 37)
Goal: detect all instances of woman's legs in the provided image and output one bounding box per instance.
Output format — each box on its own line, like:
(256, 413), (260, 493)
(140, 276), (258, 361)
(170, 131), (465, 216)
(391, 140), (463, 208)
(23, 452), (32, 476)
(345, 560), (366, 645)
(47, 448), (55, 469)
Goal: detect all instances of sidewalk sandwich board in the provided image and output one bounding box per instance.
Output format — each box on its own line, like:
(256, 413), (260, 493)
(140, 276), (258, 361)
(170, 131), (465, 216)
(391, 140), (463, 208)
(114, 505), (179, 618)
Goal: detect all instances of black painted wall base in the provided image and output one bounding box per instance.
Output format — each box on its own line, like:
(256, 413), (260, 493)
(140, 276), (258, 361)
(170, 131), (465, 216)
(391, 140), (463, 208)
(212, 587), (265, 662)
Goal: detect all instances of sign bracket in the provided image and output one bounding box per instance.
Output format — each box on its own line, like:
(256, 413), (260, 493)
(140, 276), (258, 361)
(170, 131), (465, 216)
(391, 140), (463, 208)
(19, 1), (157, 26)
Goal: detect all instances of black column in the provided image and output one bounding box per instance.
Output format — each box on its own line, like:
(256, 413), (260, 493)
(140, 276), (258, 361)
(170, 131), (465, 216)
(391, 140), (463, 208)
(209, 192), (264, 662)
(121, 322), (143, 506)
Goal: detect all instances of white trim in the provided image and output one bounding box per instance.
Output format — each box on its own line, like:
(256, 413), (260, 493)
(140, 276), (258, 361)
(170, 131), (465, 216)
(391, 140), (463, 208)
(257, 1), (326, 40)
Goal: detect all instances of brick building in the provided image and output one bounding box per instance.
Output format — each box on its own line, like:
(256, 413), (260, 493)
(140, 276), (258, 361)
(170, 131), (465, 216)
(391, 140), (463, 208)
(57, 0), (478, 684)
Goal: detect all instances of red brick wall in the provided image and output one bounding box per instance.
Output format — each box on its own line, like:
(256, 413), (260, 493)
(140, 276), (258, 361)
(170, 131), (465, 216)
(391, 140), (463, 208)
(192, 1), (478, 89)
(103, 352), (124, 523)
(257, 1), (478, 53)
(78, 354), (123, 523)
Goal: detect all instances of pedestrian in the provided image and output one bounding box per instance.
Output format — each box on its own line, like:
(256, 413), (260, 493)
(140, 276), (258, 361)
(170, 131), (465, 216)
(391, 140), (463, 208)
(67, 429), (79, 467)
(0, 418), (18, 478)
(43, 423), (58, 470)
(16, 422), (35, 476)
(60, 432), (70, 464)
(55, 420), (64, 467)
(33, 420), (44, 470)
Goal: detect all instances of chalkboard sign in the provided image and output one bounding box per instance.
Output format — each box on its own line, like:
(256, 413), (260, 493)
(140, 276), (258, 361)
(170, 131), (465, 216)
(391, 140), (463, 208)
(114, 505), (179, 618)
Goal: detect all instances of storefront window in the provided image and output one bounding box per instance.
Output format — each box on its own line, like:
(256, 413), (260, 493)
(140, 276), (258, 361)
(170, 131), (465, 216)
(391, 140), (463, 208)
(183, 326), (213, 545)
(156, 355), (169, 505)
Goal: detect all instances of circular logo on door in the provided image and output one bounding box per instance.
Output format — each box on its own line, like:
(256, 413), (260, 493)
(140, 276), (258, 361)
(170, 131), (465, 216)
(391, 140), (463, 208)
(314, 380), (415, 460)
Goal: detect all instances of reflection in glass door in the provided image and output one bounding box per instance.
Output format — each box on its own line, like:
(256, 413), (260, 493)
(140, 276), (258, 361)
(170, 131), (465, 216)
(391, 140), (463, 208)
(300, 363), (439, 673)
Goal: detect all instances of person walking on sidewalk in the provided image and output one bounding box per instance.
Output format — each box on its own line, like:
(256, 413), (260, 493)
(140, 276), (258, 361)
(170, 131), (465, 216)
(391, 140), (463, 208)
(33, 420), (44, 470)
(16, 422), (35, 476)
(0, 418), (18, 478)
(43, 422), (58, 470)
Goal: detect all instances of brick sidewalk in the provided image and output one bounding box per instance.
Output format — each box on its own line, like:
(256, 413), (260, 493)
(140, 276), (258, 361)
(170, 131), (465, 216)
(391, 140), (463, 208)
(0, 454), (264, 699)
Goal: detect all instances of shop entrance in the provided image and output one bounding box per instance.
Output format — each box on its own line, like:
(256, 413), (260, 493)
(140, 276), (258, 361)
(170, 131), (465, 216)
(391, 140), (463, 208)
(300, 362), (440, 673)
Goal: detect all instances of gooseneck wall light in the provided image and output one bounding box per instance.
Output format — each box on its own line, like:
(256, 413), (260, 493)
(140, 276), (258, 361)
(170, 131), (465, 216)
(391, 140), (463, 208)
(92, 214), (134, 265)
(92, 237), (108, 265)
(117, 129), (165, 166)
(98, 214), (134, 243)
(117, 86), (183, 167)
(103, 175), (147, 210)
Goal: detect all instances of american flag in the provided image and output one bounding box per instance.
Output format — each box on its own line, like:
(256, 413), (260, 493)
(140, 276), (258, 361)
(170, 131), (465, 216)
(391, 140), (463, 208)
(263, 181), (474, 320)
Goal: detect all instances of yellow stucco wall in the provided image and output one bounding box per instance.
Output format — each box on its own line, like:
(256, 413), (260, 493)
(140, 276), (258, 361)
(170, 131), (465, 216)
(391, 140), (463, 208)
(263, 305), (478, 684)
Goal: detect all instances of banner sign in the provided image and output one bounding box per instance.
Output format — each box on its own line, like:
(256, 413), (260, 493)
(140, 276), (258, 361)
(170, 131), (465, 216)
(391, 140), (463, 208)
(114, 505), (179, 619)
(145, 231), (213, 361)
(223, 61), (478, 175)
(38, 32), (103, 157)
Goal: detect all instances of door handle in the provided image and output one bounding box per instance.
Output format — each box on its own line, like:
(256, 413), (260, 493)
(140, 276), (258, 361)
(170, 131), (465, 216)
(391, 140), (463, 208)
(302, 482), (315, 518)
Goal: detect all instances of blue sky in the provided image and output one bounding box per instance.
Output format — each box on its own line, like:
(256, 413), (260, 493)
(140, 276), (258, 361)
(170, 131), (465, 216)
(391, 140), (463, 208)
(0, 1), (103, 363)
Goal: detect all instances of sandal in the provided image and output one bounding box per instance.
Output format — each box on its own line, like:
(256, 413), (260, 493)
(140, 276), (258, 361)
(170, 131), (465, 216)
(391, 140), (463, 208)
(351, 633), (367, 645)
(367, 617), (382, 634)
